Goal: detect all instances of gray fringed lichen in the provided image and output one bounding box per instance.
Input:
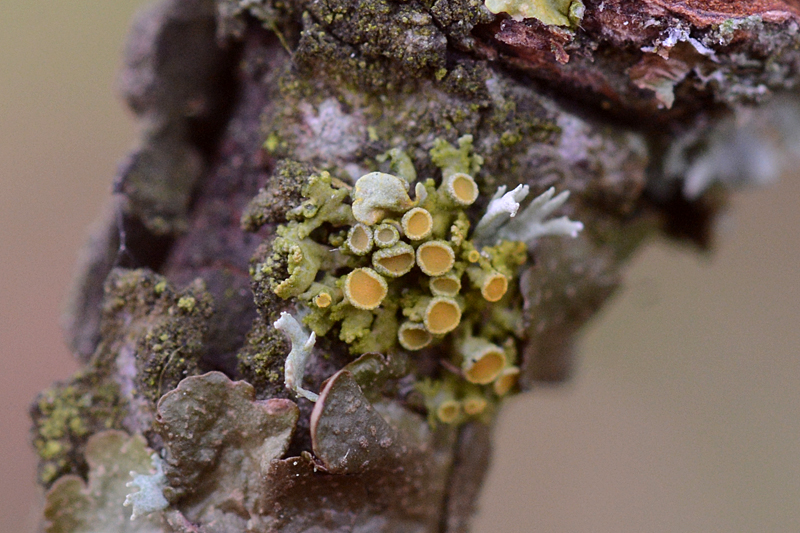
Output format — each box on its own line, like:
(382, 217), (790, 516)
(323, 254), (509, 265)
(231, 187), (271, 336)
(124, 454), (169, 520)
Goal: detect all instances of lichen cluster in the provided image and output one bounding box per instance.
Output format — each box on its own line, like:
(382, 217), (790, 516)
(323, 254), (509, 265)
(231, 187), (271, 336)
(252, 136), (582, 424)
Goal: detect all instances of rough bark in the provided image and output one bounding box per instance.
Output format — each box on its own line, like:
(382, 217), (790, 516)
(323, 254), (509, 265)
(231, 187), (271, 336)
(32, 1), (800, 532)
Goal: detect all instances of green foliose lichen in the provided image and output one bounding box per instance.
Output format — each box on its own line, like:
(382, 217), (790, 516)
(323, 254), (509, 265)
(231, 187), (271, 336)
(42, 430), (164, 533)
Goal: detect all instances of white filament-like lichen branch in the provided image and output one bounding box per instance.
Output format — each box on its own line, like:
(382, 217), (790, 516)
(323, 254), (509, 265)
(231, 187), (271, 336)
(274, 311), (319, 402)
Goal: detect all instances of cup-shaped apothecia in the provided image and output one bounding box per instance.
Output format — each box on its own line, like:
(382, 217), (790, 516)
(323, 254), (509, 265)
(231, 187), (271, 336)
(458, 336), (507, 384)
(493, 366), (520, 396)
(429, 273), (461, 297)
(344, 268), (388, 310)
(346, 223), (373, 256)
(439, 172), (478, 206)
(401, 207), (433, 241)
(468, 265), (509, 302)
(423, 296), (462, 335)
(372, 242), (415, 278)
(397, 321), (433, 351)
(373, 222), (400, 248)
(416, 240), (455, 277)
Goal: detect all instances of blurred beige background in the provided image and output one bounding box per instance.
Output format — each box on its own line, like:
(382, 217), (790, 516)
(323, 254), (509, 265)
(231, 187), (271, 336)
(1, 2), (798, 532)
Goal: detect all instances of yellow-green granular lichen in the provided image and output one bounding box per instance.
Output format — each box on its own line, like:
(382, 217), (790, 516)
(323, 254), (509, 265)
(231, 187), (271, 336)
(177, 296), (196, 312)
(30, 375), (125, 486)
(250, 136), (582, 423)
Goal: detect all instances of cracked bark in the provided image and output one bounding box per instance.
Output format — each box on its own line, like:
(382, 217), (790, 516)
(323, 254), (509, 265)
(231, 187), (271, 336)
(33, 0), (800, 532)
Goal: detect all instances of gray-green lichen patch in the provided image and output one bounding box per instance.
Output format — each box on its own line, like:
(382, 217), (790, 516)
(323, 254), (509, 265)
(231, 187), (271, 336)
(154, 372), (298, 526)
(99, 269), (213, 418)
(655, 94), (800, 200)
(274, 312), (319, 401)
(240, 160), (310, 232)
(124, 454), (169, 520)
(42, 430), (164, 533)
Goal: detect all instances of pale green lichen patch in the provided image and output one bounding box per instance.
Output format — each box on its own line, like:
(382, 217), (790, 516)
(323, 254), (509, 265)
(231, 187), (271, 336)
(274, 312), (319, 402)
(42, 430), (164, 533)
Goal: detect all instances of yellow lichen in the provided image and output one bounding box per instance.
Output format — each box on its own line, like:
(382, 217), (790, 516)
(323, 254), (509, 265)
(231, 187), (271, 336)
(262, 137), (583, 428)
(458, 336), (507, 385)
(314, 292), (332, 308)
(429, 273), (461, 297)
(484, 0), (584, 27)
(437, 400), (462, 424)
(351, 172), (416, 225)
(462, 394), (488, 416)
(439, 172), (478, 206)
(346, 223), (373, 255)
(468, 266), (509, 302)
(373, 223), (401, 248)
(372, 243), (416, 277)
